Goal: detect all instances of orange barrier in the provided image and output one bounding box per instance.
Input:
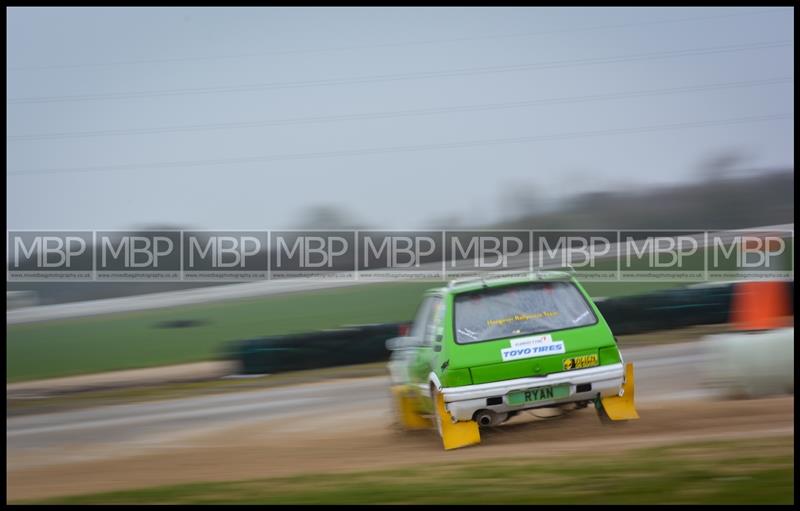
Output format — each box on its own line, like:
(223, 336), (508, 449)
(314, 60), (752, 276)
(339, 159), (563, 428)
(730, 280), (792, 331)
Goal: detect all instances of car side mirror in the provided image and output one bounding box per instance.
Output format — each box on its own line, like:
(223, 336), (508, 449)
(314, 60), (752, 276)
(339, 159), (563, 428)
(385, 336), (425, 351)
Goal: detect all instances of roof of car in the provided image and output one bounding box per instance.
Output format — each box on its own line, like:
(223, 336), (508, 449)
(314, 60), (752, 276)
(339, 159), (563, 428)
(425, 271), (576, 296)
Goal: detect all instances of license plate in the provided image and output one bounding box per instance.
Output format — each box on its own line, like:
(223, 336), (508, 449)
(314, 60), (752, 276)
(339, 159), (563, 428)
(507, 384), (570, 406)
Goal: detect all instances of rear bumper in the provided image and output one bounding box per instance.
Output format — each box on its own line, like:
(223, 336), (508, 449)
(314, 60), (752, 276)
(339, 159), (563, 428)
(441, 363), (625, 421)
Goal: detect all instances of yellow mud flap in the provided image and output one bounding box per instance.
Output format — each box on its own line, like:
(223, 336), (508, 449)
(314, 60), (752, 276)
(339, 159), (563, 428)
(434, 390), (480, 450)
(391, 386), (431, 430)
(599, 362), (640, 420)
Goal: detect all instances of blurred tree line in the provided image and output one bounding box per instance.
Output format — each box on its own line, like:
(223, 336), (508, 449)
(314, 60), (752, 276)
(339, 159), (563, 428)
(500, 168), (793, 230)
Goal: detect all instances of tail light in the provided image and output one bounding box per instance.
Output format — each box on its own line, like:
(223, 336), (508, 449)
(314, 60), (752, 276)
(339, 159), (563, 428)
(398, 323), (410, 336)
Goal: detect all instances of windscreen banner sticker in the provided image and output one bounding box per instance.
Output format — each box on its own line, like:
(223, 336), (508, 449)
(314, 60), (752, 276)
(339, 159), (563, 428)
(563, 354), (599, 371)
(501, 335), (565, 362)
(487, 311), (559, 327)
(509, 334), (552, 348)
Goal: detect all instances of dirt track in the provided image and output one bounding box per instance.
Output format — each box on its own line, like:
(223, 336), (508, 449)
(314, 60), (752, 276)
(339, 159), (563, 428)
(7, 396), (794, 501)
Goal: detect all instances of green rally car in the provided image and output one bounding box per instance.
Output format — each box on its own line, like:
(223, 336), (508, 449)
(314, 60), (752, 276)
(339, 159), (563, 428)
(386, 271), (639, 450)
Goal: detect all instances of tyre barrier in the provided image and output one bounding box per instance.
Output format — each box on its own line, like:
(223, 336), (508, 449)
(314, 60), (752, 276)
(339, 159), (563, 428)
(596, 286), (732, 335)
(225, 281), (793, 375)
(224, 322), (410, 375)
(596, 281), (793, 336)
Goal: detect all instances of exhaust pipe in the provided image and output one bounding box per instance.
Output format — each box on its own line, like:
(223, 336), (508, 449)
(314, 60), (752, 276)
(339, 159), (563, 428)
(474, 410), (508, 427)
(476, 411), (493, 426)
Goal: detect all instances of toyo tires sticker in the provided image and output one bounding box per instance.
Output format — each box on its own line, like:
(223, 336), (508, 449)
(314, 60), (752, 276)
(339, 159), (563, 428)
(501, 334), (565, 362)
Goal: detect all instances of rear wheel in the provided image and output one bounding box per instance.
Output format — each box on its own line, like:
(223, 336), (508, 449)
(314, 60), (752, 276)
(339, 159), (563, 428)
(430, 386), (444, 437)
(594, 398), (614, 424)
(596, 405), (613, 424)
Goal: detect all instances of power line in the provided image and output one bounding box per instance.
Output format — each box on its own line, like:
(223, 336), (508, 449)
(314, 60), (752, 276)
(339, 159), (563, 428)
(8, 114), (791, 177)
(7, 8), (785, 71)
(7, 40), (791, 104)
(7, 77), (793, 141)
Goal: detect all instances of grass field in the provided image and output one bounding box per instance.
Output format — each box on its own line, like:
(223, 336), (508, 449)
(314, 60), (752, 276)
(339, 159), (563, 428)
(6, 280), (688, 383)
(7, 282), (427, 382)
(25, 436), (794, 504)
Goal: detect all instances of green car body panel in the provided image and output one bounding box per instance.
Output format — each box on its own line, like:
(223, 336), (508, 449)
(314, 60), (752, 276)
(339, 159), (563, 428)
(388, 271), (638, 449)
(412, 273), (620, 390)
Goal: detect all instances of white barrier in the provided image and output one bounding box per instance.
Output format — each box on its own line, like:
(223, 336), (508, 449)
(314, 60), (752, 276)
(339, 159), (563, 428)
(701, 327), (794, 398)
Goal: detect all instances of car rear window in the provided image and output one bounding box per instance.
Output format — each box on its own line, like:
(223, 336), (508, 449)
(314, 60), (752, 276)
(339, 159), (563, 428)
(453, 280), (597, 344)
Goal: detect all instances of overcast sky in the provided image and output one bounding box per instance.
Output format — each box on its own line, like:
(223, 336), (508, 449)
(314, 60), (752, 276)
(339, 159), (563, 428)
(6, 6), (794, 230)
